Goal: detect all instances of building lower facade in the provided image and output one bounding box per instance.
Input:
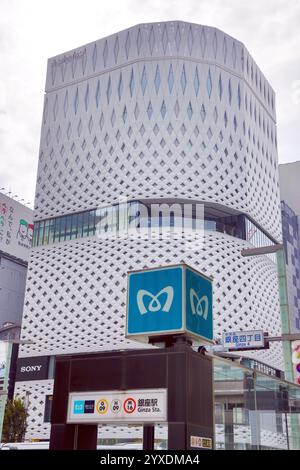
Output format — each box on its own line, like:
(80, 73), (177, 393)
(15, 21), (284, 440)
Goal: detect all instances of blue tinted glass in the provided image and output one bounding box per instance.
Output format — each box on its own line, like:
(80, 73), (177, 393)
(181, 65), (187, 94)
(71, 213), (78, 239)
(228, 79), (232, 105)
(48, 219), (55, 244)
(194, 67), (200, 96)
(154, 65), (161, 94)
(33, 222), (39, 247)
(218, 74), (222, 100)
(88, 210), (96, 235)
(74, 88), (79, 114)
(141, 66), (147, 95)
(187, 101), (193, 120)
(147, 101), (153, 119)
(168, 64), (174, 93)
(129, 69), (134, 97)
(160, 100), (167, 119)
(82, 212), (89, 236)
(95, 80), (101, 107)
(118, 72), (123, 101)
(207, 69), (212, 98)
(84, 84), (89, 111)
(238, 84), (241, 109)
(106, 76), (112, 104)
(65, 215), (72, 240)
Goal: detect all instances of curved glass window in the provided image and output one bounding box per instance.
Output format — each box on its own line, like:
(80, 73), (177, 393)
(32, 200), (277, 257)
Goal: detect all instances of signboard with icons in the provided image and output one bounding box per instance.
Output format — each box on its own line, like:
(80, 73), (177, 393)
(0, 192), (33, 262)
(222, 330), (266, 351)
(67, 389), (167, 424)
(126, 264), (213, 344)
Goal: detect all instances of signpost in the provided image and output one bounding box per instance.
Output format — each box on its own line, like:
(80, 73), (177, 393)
(222, 330), (267, 351)
(126, 263), (213, 344)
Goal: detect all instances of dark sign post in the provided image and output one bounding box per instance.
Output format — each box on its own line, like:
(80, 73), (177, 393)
(49, 264), (214, 450)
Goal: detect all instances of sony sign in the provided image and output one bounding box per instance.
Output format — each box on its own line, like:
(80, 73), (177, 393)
(16, 356), (49, 382)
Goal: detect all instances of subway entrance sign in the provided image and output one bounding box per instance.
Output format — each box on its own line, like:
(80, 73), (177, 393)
(126, 264), (213, 344)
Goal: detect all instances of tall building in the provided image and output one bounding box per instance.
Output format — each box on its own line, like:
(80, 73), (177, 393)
(279, 162), (300, 334)
(279, 162), (300, 385)
(15, 21), (283, 439)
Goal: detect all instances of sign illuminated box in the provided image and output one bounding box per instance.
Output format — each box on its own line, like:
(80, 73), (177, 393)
(126, 263), (213, 344)
(67, 389), (167, 424)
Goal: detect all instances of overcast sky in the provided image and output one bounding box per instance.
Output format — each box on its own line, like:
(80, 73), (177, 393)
(1, 0), (300, 207)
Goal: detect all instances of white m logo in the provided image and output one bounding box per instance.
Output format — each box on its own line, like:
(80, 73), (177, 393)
(190, 288), (209, 320)
(137, 286), (174, 315)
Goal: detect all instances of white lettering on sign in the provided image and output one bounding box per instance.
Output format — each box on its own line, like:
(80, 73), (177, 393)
(222, 330), (265, 350)
(20, 365), (42, 373)
(67, 389), (167, 424)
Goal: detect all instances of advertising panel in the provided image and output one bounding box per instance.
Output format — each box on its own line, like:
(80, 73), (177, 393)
(0, 192), (33, 262)
(0, 341), (10, 386)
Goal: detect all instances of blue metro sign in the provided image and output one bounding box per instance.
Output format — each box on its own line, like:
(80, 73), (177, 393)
(126, 264), (213, 344)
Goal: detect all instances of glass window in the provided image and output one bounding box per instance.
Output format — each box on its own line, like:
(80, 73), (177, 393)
(53, 218), (61, 243)
(65, 215), (72, 241)
(43, 221), (50, 246)
(77, 212), (84, 238)
(48, 219), (55, 244)
(38, 221), (45, 246)
(32, 222), (39, 247)
(70, 213), (78, 240)
(88, 210), (96, 236)
(59, 217), (66, 242)
(82, 212), (89, 237)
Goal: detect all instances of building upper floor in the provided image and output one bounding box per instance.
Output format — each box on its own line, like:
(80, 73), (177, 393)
(35, 21), (282, 241)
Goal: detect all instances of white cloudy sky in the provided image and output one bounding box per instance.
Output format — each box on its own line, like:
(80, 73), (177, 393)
(0, 0), (300, 206)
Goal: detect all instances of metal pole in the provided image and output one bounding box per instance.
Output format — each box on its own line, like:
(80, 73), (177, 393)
(143, 424), (155, 450)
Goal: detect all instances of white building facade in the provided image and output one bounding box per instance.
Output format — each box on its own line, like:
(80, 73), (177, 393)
(15, 21), (283, 439)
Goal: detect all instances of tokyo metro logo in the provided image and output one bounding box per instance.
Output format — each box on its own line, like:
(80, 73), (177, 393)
(137, 286), (174, 315)
(189, 288), (209, 320)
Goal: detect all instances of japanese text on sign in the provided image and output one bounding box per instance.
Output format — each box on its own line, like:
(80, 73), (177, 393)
(222, 330), (265, 350)
(67, 389), (167, 424)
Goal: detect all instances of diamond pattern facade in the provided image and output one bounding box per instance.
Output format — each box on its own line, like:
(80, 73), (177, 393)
(17, 21), (283, 439)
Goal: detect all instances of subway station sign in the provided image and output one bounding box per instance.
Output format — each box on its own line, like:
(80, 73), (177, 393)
(126, 264), (213, 344)
(67, 389), (167, 424)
